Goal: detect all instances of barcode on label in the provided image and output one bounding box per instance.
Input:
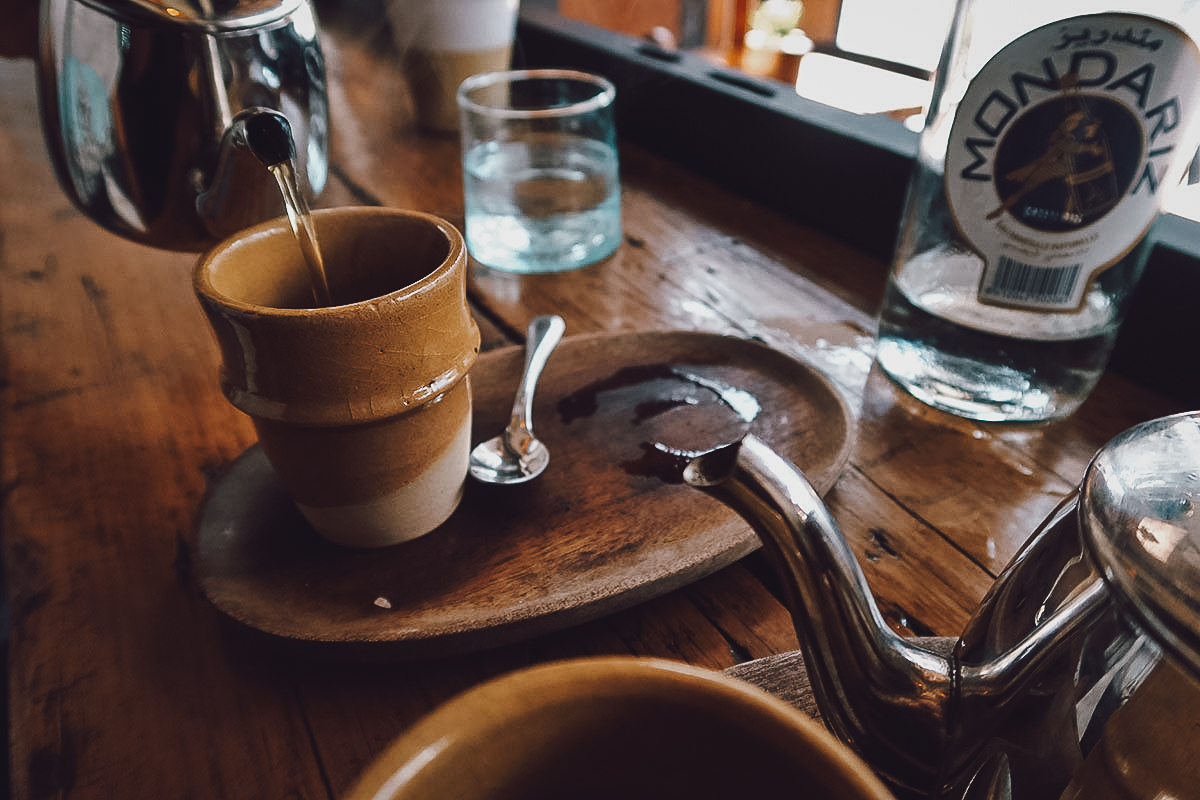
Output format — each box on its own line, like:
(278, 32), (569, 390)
(981, 256), (1082, 308)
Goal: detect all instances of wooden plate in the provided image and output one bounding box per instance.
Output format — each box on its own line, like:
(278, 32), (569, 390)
(193, 331), (855, 659)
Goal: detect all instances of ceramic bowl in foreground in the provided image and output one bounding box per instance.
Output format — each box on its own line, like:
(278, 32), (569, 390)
(346, 657), (896, 800)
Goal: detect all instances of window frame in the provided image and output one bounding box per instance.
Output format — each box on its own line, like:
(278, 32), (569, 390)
(514, 7), (1200, 406)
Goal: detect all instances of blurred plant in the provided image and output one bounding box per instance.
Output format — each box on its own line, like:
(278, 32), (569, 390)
(748, 0), (804, 36)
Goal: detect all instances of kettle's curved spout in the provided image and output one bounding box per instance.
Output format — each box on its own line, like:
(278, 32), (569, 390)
(196, 108), (301, 243)
(685, 435), (953, 796)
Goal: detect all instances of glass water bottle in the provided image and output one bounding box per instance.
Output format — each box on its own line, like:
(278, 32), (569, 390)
(875, 1), (1200, 422)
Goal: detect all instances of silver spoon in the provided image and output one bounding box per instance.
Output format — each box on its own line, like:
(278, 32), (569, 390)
(469, 314), (566, 484)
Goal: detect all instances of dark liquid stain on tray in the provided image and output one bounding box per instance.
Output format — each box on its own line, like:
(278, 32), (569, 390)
(558, 363), (759, 483)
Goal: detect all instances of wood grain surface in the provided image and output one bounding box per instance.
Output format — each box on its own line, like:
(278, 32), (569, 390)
(0, 9), (1187, 800)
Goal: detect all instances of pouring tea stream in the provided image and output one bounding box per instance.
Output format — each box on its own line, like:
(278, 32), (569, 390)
(242, 109), (332, 307)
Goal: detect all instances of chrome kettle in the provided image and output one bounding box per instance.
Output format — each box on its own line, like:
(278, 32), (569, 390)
(683, 411), (1200, 800)
(36, 0), (328, 251)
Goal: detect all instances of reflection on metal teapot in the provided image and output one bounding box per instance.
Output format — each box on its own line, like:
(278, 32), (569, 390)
(679, 411), (1200, 800)
(37, 0), (329, 251)
(1061, 656), (1200, 799)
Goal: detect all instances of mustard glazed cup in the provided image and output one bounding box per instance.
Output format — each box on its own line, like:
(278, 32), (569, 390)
(194, 207), (480, 548)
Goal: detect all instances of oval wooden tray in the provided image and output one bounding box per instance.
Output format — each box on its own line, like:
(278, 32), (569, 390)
(193, 331), (855, 659)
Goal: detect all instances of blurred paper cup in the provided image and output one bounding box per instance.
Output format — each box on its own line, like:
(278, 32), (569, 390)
(193, 208), (480, 548)
(387, 0), (518, 133)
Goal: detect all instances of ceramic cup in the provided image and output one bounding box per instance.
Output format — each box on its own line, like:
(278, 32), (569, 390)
(386, 0), (518, 133)
(194, 207), (480, 548)
(345, 657), (898, 800)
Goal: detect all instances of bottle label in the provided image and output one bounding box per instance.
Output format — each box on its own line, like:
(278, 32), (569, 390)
(945, 13), (1200, 311)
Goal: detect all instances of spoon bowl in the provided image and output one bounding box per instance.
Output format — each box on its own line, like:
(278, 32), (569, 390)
(469, 315), (565, 484)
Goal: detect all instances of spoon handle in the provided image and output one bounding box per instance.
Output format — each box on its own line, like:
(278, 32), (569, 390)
(506, 314), (566, 448)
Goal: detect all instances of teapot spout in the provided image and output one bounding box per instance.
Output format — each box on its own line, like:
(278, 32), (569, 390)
(685, 435), (953, 796)
(196, 108), (305, 243)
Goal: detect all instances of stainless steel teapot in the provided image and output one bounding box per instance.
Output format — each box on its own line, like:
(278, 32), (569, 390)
(683, 411), (1200, 800)
(36, 0), (328, 251)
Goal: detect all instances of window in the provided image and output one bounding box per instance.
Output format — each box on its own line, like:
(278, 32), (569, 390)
(834, 0), (955, 74)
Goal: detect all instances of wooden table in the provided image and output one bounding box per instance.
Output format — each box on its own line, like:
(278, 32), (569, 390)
(0, 13), (1186, 800)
